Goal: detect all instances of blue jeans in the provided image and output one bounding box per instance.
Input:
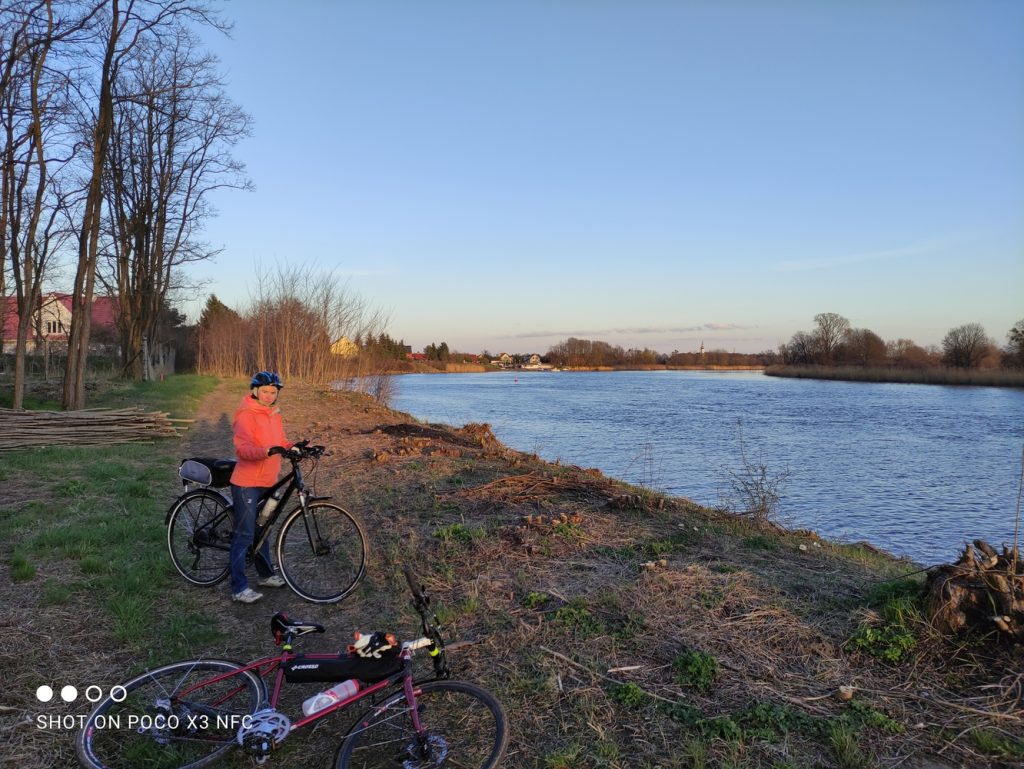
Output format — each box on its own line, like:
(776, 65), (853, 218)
(230, 485), (275, 594)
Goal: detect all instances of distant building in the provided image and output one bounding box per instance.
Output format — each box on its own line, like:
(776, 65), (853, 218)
(330, 336), (359, 357)
(2, 293), (118, 354)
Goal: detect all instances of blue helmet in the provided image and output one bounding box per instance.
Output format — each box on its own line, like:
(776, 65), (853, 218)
(250, 371), (283, 389)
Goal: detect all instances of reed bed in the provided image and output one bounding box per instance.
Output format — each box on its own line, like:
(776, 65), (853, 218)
(765, 364), (1024, 387)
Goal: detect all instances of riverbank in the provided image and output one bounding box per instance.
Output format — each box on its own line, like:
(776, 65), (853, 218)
(766, 364), (1024, 388)
(2, 377), (1021, 768)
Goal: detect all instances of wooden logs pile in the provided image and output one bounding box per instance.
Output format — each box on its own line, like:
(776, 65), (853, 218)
(925, 539), (1024, 642)
(0, 407), (187, 452)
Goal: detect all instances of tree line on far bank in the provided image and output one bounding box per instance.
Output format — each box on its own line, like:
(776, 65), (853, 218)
(429, 315), (1024, 373)
(778, 313), (1024, 371)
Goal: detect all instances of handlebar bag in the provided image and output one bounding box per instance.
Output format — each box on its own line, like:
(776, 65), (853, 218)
(283, 652), (402, 684)
(179, 458), (236, 488)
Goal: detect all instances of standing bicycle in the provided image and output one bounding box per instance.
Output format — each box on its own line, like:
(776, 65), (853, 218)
(76, 566), (509, 769)
(167, 440), (367, 604)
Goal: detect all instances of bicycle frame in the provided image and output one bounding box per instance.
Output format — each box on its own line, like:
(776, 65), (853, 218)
(175, 641), (432, 738)
(183, 454), (330, 563)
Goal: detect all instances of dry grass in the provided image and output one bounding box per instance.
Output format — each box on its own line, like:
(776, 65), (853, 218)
(765, 364), (1024, 388)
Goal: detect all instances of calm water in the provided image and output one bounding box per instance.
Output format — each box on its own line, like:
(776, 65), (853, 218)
(392, 370), (1024, 564)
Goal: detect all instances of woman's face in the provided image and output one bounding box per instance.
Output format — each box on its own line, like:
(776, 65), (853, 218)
(256, 385), (279, 406)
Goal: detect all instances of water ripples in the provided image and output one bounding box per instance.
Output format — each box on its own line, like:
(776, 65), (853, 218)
(392, 370), (1024, 564)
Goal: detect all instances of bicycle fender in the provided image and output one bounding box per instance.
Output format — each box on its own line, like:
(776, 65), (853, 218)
(309, 495), (332, 502)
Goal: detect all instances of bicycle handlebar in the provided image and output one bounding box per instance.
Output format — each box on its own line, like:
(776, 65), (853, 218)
(402, 565), (450, 679)
(268, 441), (326, 460)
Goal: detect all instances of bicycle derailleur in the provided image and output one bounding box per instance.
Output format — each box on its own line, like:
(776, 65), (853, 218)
(237, 709), (290, 764)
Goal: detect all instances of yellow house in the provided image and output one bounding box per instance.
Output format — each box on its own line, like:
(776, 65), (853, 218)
(330, 336), (358, 358)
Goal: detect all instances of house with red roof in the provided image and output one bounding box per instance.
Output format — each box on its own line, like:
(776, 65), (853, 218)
(2, 293), (119, 354)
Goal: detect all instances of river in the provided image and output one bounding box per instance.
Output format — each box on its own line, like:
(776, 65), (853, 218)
(391, 370), (1024, 565)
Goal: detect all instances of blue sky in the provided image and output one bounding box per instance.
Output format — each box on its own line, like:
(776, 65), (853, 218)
(190, 0), (1023, 355)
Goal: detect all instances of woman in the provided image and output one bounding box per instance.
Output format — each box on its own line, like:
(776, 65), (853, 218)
(229, 371), (294, 603)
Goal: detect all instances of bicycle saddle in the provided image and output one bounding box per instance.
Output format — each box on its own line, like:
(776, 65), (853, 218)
(271, 612), (325, 642)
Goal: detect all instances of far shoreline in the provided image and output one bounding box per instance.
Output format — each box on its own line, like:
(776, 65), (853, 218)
(383, 362), (1024, 388)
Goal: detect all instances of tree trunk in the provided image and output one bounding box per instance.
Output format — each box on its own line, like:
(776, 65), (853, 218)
(63, 0), (118, 411)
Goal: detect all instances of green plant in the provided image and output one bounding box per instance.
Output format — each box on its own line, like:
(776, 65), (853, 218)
(552, 521), (582, 539)
(41, 579), (73, 605)
(847, 579), (923, 662)
(10, 551), (36, 581)
(609, 682), (648, 707)
(829, 723), (871, 769)
(847, 623), (916, 662)
(968, 728), (1024, 758)
(842, 700), (904, 734)
(742, 534), (780, 551)
(544, 743), (582, 769)
(553, 598), (604, 637)
(433, 522), (479, 545)
(672, 648), (720, 692)
(738, 700), (824, 740)
(700, 715), (742, 741)
(521, 591), (548, 609)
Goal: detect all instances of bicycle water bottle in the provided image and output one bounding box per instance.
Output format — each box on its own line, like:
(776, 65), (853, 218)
(257, 489), (283, 525)
(301, 679), (360, 716)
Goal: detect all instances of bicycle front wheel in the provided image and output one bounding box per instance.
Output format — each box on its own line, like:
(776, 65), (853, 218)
(166, 489), (232, 586)
(76, 659), (264, 769)
(334, 680), (508, 769)
(277, 502), (367, 603)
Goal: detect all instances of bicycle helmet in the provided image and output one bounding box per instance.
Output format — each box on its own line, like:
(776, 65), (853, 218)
(250, 371), (284, 389)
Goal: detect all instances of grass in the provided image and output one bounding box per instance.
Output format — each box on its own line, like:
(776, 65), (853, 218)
(0, 375), (223, 664)
(846, 579), (924, 662)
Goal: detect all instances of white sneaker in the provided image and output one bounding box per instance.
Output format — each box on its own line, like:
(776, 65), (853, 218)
(232, 588), (263, 603)
(257, 574), (286, 588)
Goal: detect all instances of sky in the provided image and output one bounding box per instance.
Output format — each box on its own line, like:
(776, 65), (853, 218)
(188, 0), (1024, 355)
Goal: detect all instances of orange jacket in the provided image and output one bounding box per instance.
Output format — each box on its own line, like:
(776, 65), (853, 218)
(230, 395), (292, 487)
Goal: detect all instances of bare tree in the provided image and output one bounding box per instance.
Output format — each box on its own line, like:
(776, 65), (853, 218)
(838, 328), (886, 367)
(1, 0), (81, 408)
(812, 312), (850, 364)
(102, 23), (250, 380)
(942, 322), (990, 369)
(195, 264), (387, 390)
(779, 330), (817, 364)
(62, 0), (225, 409)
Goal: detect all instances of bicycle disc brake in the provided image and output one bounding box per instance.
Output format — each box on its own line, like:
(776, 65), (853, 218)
(402, 733), (448, 769)
(237, 709), (290, 762)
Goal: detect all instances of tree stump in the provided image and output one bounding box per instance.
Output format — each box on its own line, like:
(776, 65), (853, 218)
(925, 540), (1024, 642)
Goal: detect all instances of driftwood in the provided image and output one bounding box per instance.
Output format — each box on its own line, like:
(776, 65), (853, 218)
(0, 407), (187, 451)
(926, 539), (1024, 642)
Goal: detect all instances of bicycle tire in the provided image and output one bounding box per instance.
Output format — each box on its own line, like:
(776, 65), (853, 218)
(75, 658), (264, 769)
(333, 680), (508, 769)
(166, 489), (232, 587)
(276, 502), (368, 604)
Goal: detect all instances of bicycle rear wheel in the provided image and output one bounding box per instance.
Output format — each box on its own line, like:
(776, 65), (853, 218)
(167, 489), (232, 586)
(334, 680), (508, 769)
(277, 502), (367, 603)
(76, 659), (264, 769)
